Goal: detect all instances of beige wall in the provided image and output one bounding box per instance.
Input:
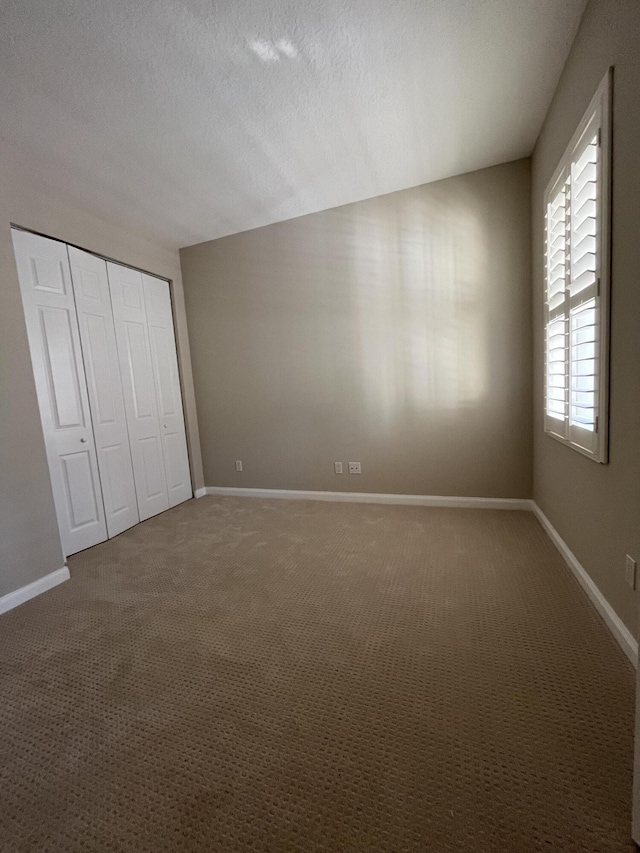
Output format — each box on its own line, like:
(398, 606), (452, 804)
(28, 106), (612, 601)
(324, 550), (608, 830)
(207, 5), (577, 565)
(532, 0), (640, 634)
(0, 145), (204, 598)
(181, 159), (532, 499)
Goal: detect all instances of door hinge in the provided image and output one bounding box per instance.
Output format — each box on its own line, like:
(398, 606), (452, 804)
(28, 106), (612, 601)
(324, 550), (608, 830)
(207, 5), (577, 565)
(595, 416), (599, 433)
(597, 276), (601, 296)
(598, 127), (602, 147)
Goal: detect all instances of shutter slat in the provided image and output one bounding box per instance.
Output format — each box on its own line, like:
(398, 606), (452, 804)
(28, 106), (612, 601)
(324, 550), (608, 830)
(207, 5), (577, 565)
(574, 138), (598, 175)
(574, 158), (596, 186)
(572, 233), (596, 259)
(572, 342), (595, 360)
(573, 197), (596, 224)
(572, 251), (596, 279)
(572, 215), (596, 245)
(573, 307), (596, 328)
(573, 359), (595, 376)
(572, 391), (595, 405)
(572, 267), (597, 294)
(573, 179), (597, 211)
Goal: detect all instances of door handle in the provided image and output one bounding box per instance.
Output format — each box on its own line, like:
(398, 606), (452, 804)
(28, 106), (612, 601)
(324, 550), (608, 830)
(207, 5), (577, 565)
(80, 437), (87, 443)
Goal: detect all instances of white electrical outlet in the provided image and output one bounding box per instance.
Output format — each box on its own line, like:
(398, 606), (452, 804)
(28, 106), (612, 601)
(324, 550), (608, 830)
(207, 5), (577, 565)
(334, 462), (343, 474)
(348, 462), (361, 474)
(235, 460), (243, 472)
(625, 555), (636, 590)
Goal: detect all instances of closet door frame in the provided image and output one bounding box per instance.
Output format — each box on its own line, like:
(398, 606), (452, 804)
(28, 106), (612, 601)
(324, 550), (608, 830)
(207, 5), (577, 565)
(11, 225), (195, 550)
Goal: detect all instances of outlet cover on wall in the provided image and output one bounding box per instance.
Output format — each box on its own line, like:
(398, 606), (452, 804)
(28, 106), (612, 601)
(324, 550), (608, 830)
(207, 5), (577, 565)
(334, 462), (343, 474)
(626, 555), (636, 590)
(235, 460), (243, 472)
(348, 462), (361, 474)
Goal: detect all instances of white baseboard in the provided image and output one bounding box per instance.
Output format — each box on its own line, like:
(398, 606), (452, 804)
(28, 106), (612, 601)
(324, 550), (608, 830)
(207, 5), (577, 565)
(204, 486), (533, 511)
(532, 503), (637, 668)
(0, 566), (70, 616)
(194, 487), (207, 499)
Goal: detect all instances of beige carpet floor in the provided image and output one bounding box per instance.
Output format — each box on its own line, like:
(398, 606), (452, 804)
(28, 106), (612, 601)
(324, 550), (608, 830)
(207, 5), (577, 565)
(0, 497), (635, 852)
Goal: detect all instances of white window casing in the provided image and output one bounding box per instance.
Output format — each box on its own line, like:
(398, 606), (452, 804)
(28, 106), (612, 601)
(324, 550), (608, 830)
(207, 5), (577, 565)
(543, 68), (612, 463)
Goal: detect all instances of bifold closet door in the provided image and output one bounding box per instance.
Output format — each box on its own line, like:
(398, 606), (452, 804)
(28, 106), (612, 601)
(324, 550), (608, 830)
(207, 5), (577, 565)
(11, 229), (107, 555)
(107, 263), (171, 521)
(67, 247), (139, 538)
(142, 274), (192, 507)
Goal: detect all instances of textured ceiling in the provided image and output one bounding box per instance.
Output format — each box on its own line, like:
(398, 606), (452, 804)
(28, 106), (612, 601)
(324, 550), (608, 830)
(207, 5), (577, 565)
(0, 0), (587, 248)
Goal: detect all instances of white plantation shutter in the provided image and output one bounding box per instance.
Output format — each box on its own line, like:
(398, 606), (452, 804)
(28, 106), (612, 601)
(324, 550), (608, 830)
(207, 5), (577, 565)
(543, 70), (611, 462)
(545, 181), (568, 425)
(568, 128), (599, 450)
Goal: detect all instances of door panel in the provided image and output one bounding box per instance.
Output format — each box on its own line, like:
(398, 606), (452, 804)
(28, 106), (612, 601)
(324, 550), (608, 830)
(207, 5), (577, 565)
(140, 436), (166, 498)
(83, 314), (117, 423)
(101, 444), (131, 514)
(125, 322), (155, 418)
(164, 432), (190, 493)
(31, 255), (68, 294)
(68, 247), (140, 538)
(107, 263), (170, 521)
(12, 230), (107, 555)
(38, 306), (86, 428)
(61, 450), (102, 528)
(142, 275), (192, 507)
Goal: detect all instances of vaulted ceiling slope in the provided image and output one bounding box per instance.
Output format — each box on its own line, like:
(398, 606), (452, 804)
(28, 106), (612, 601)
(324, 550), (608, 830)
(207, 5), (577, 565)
(0, 0), (587, 248)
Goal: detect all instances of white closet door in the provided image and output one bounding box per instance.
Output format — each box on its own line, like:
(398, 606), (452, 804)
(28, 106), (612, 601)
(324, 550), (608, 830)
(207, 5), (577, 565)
(142, 275), (192, 507)
(68, 247), (139, 538)
(107, 262), (170, 521)
(12, 230), (107, 555)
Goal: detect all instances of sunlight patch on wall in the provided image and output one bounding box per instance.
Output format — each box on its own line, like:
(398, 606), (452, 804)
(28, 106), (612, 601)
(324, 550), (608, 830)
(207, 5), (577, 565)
(355, 194), (488, 425)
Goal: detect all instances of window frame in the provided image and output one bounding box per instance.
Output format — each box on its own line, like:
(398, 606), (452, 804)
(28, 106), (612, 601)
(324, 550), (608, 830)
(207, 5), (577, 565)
(543, 68), (612, 463)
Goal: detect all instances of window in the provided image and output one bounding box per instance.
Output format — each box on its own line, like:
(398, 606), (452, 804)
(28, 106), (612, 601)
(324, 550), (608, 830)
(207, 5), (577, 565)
(544, 69), (612, 462)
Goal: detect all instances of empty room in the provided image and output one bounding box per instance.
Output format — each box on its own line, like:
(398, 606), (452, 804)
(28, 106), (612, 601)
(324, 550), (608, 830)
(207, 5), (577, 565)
(1, 0), (639, 850)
